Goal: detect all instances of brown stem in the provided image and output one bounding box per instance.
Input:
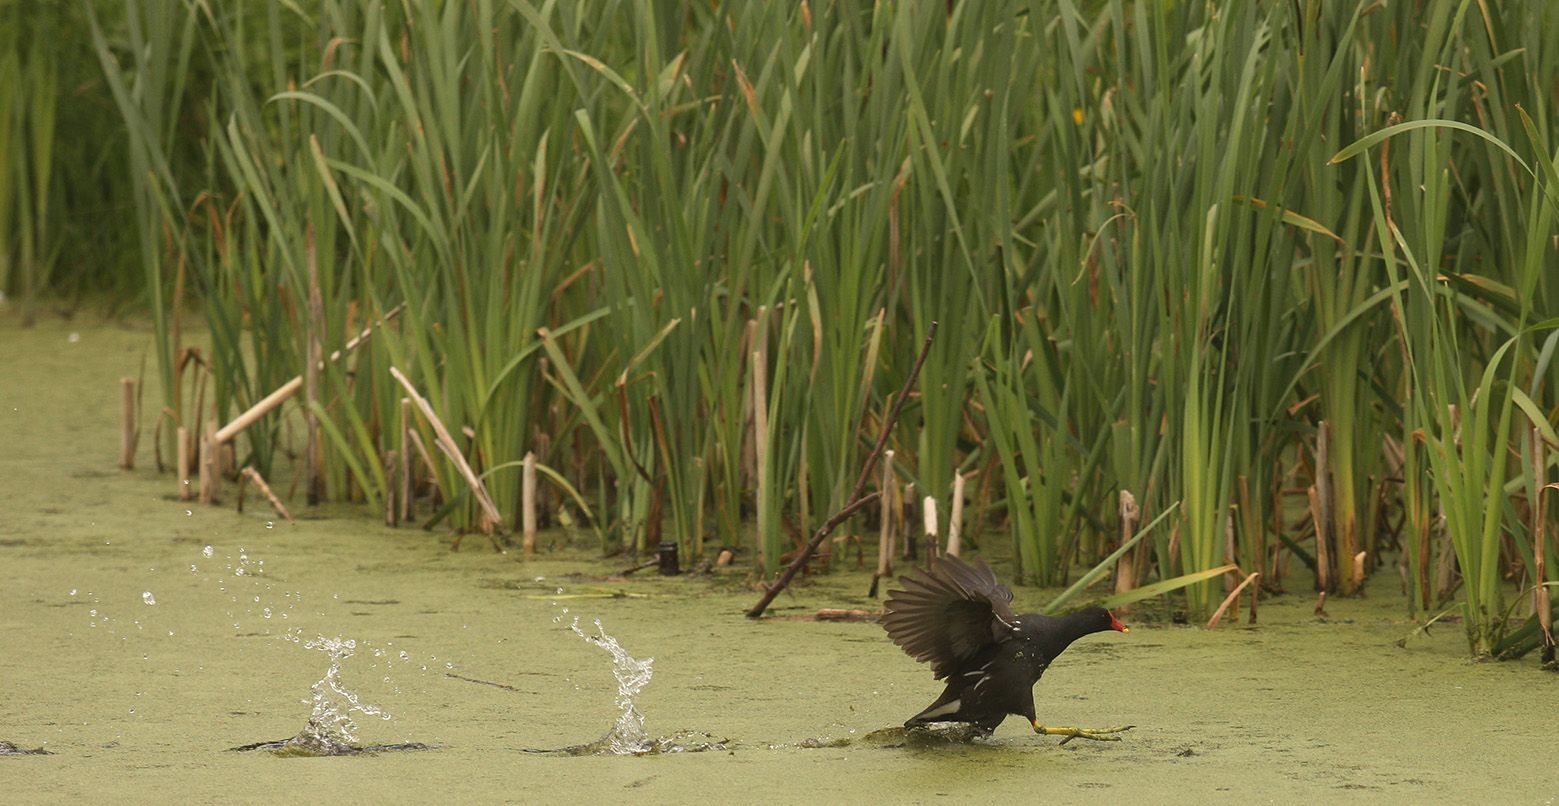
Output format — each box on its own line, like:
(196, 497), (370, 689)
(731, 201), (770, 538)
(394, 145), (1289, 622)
(1532, 428), (1554, 662)
(119, 378), (137, 470)
(746, 321), (937, 618)
(522, 451), (538, 555)
(241, 466), (295, 523)
(390, 366), (504, 534)
(176, 426), (192, 501)
(868, 449), (896, 598)
(305, 223), (323, 506)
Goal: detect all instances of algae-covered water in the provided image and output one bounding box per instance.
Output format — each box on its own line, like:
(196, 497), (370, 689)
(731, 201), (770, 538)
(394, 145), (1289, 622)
(2, 314), (1554, 803)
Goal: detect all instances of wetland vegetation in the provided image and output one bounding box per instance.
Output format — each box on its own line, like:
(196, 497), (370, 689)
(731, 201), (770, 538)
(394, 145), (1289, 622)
(2, 1), (1557, 800)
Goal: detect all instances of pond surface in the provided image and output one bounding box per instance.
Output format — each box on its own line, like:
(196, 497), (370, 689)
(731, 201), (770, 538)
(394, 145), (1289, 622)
(2, 314), (1553, 802)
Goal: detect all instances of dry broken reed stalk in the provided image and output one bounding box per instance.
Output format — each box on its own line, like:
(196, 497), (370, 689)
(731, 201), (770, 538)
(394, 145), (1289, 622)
(239, 467), (293, 524)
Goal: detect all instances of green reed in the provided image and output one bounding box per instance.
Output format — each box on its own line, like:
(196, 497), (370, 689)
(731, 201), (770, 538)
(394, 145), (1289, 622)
(48, 0), (1557, 652)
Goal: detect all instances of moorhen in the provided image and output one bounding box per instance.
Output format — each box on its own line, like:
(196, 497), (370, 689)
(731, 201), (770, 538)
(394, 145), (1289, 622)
(883, 554), (1133, 742)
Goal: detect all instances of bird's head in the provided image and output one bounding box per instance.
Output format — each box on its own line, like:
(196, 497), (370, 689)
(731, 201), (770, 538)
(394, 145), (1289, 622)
(1076, 605), (1129, 635)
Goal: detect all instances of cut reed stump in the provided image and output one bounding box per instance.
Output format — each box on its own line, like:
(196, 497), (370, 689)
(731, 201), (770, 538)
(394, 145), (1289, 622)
(200, 424), (221, 505)
(1308, 484), (1331, 592)
(385, 451), (399, 527)
(868, 450), (896, 598)
(747, 322), (936, 619)
(119, 378), (136, 470)
(751, 339), (771, 569)
(399, 398), (414, 523)
(922, 495), (940, 565)
(522, 451), (538, 555)
(945, 471), (966, 557)
(176, 426), (192, 501)
(1113, 490), (1141, 610)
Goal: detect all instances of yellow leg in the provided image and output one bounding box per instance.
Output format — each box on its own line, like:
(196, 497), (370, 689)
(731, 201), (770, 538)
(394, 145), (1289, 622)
(1030, 720), (1134, 745)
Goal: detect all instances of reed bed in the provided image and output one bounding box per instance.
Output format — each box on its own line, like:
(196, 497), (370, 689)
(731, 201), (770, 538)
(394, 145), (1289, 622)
(12, 1), (1557, 657)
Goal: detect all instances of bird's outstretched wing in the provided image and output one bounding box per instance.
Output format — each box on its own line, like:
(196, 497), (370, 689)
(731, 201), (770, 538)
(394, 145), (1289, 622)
(882, 555), (1017, 679)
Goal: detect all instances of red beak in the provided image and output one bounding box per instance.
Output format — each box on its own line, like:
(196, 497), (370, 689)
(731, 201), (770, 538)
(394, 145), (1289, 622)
(1108, 611), (1129, 633)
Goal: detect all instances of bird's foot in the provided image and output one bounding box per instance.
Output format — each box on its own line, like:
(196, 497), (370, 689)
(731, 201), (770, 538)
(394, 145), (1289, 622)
(1031, 721), (1135, 745)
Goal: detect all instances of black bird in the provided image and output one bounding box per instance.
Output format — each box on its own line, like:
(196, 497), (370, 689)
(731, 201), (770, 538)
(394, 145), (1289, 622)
(883, 554), (1132, 742)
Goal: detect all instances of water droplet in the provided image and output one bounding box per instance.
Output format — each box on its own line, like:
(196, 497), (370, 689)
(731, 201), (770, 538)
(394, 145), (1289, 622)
(67, 332), (80, 343)
(89, 609), (97, 617)
(190, 564), (198, 573)
(184, 510), (193, 517)
(263, 607), (272, 619)
(202, 546), (214, 558)
(68, 589), (77, 596)
(266, 521), (274, 529)
(445, 662), (453, 669)
(235, 568), (246, 576)
(142, 591), (157, 605)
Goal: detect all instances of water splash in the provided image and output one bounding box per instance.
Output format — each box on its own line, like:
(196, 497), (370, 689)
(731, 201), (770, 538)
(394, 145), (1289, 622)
(567, 617), (654, 755)
(524, 616), (724, 756)
(230, 635), (412, 756)
(294, 636), (392, 751)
